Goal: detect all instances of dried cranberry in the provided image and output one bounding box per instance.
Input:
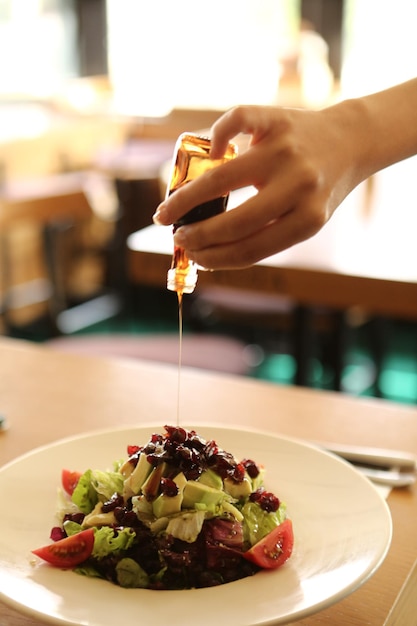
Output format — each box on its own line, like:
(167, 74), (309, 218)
(160, 477), (179, 497)
(232, 462), (246, 482)
(183, 465), (202, 481)
(250, 488), (280, 512)
(50, 526), (66, 541)
(242, 459), (260, 478)
(187, 433), (206, 451)
(144, 442), (157, 455)
(164, 425), (187, 443)
(63, 512), (85, 526)
(146, 453), (165, 467)
(102, 493), (124, 512)
(127, 444), (141, 456)
(114, 507), (139, 526)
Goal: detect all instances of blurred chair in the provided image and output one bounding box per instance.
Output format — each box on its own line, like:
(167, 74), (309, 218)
(184, 285), (361, 391)
(0, 171), (122, 336)
(92, 138), (176, 303)
(184, 285), (296, 364)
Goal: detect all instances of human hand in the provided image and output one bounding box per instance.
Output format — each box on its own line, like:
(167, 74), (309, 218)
(152, 102), (366, 269)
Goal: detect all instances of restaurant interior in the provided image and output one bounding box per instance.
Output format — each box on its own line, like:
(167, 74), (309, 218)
(1, 0), (416, 405)
(1, 3), (417, 624)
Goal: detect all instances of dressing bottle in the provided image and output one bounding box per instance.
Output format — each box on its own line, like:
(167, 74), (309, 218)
(166, 133), (237, 296)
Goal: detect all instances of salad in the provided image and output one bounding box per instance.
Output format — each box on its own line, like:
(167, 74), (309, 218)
(32, 425), (294, 589)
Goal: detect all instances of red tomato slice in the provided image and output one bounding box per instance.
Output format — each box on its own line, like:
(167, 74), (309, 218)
(32, 528), (95, 569)
(62, 469), (82, 496)
(243, 519), (294, 569)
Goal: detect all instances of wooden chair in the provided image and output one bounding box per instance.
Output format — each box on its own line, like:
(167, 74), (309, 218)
(0, 172), (110, 334)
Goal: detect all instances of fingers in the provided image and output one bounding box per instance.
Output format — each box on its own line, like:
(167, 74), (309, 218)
(209, 105), (267, 159)
(209, 105), (286, 157)
(181, 196), (327, 270)
(153, 105), (286, 226)
(152, 104), (334, 270)
(172, 151), (323, 256)
(153, 145), (266, 226)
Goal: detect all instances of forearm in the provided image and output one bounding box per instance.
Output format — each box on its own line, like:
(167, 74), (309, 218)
(335, 78), (417, 185)
(153, 78), (417, 269)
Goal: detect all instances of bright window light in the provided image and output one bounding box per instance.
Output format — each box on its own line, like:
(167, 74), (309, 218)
(106, 0), (300, 116)
(341, 0), (417, 96)
(0, 0), (77, 98)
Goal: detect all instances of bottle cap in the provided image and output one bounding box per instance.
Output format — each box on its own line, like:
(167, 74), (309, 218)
(167, 264), (198, 294)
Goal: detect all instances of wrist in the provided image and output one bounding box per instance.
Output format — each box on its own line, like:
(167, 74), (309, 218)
(348, 79), (417, 179)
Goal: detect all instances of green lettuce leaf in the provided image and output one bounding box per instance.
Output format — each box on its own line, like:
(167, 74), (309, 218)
(90, 469), (124, 501)
(71, 469), (98, 514)
(116, 558), (149, 588)
(71, 468), (124, 514)
(92, 526), (136, 559)
(241, 500), (287, 546)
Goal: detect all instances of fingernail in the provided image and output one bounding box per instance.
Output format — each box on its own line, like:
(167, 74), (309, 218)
(173, 226), (188, 246)
(152, 204), (168, 225)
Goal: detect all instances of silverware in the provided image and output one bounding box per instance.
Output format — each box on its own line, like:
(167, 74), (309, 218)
(350, 465), (416, 488)
(314, 441), (417, 488)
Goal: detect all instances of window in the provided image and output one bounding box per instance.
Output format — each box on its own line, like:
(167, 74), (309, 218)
(106, 0), (301, 116)
(341, 0), (417, 96)
(0, 0), (78, 98)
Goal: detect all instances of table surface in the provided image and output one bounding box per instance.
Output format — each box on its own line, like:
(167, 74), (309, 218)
(0, 172), (93, 228)
(128, 156), (417, 321)
(0, 336), (416, 625)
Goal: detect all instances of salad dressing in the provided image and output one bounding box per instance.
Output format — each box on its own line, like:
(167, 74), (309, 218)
(165, 133), (237, 426)
(176, 291), (183, 427)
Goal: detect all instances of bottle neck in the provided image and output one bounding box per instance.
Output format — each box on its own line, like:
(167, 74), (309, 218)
(167, 246), (198, 294)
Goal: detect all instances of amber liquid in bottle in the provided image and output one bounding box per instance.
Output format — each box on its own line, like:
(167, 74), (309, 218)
(167, 133), (237, 297)
(165, 133), (237, 424)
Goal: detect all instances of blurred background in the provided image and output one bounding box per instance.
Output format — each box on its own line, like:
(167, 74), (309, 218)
(0, 0), (416, 404)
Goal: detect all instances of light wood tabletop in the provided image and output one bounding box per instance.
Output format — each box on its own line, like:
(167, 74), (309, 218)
(0, 172), (93, 229)
(0, 336), (416, 625)
(127, 157), (417, 321)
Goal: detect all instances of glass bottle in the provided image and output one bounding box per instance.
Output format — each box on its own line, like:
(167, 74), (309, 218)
(166, 133), (237, 295)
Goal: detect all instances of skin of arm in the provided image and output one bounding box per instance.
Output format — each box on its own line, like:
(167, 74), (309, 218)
(153, 78), (417, 270)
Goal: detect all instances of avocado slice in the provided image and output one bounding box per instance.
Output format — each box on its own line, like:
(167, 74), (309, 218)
(223, 476), (252, 499)
(152, 472), (187, 518)
(142, 463), (166, 499)
(123, 453), (152, 499)
(182, 480), (225, 509)
(198, 469), (223, 490)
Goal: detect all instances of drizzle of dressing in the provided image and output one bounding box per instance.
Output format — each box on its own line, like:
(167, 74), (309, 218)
(176, 291), (183, 427)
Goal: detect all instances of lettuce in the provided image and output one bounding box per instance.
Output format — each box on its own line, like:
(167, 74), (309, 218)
(71, 469), (98, 514)
(241, 500), (287, 546)
(116, 558), (149, 588)
(71, 468), (124, 514)
(92, 526), (136, 559)
(90, 469), (124, 501)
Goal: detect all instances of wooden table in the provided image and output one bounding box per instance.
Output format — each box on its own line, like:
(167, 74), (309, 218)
(127, 158), (417, 389)
(128, 158), (417, 321)
(0, 336), (416, 625)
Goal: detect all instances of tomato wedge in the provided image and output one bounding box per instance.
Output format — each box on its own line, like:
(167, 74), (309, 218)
(32, 528), (95, 569)
(62, 469), (82, 496)
(243, 519), (294, 569)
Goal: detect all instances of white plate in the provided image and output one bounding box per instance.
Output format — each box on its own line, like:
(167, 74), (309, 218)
(0, 424), (392, 626)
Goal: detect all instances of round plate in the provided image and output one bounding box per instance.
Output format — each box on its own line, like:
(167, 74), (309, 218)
(0, 424), (392, 626)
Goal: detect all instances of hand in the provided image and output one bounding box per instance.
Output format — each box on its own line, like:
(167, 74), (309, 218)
(153, 78), (417, 270)
(153, 103), (362, 270)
